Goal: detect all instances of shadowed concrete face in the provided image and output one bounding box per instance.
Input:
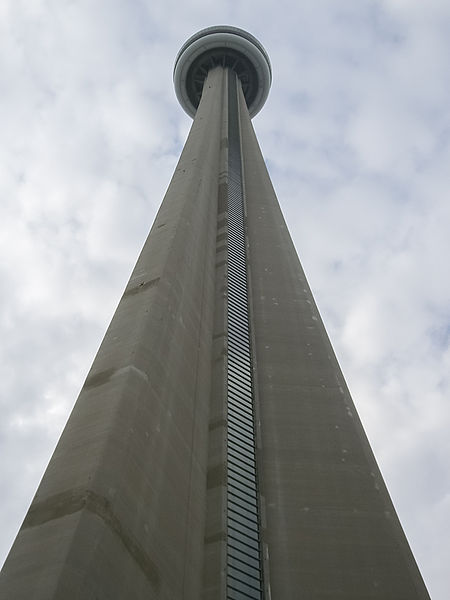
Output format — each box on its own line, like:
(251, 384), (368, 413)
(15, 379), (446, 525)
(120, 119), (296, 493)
(0, 31), (430, 600)
(237, 87), (430, 599)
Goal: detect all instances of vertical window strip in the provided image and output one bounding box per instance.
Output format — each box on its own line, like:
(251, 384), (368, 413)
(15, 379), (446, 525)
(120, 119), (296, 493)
(226, 70), (263, 600)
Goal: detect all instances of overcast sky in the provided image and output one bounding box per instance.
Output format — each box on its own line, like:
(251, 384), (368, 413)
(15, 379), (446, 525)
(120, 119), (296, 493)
(1, 1), (449, 597)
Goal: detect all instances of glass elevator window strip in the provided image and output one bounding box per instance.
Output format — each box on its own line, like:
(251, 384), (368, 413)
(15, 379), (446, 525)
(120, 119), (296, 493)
(228, 370), (253, 388)
(227, 315), (251, 333)
(228, 406), (253, 424)
(229, 539), (260, 559)
(228, 413), (253, 430)
(228, 381), (253, 397)
(229, 567), (262, 590)
(228, 440), (255, 466)
(228, 394), (253, 411)
(229, 502), (259, 523)
(227, 327), (251, 344)
(230, 476), (257, 500)
(228, 376), (253, 392)
(229, 581), (261, 596)
(228, 439), (255, 459)
(227, 329), (251, 347)
(226, 70), (263, 600)
(229, 521), (259, 543)
(227, 293), (250, 313)
(229, 551), (261, 573)
(229, 446), (255, 465)
(228, 395), (253, 412)
(228, 338), (251, 356)
(228, 404), (253, 422)
(229, 504), (259, 524)
(228, 378), (252, 393)
(228, 430), (255, 449)
(227, 354), (251, 371)
(228, 387), (253, 403)
(227, 351), (252, 368)
(228, 384), (252, 403)
(228, 376), (253, 396)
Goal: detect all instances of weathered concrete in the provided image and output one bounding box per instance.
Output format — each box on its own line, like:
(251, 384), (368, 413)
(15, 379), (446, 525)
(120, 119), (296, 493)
(238, 84), (430, 599)
(0, 68), (225, 600)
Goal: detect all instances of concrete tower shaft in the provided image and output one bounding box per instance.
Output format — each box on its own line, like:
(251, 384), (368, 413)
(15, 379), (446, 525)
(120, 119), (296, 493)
(0, 26), (430, 600)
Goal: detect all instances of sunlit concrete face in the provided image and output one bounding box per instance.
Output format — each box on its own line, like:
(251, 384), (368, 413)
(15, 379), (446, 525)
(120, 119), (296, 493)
(0, 27), (430, 600)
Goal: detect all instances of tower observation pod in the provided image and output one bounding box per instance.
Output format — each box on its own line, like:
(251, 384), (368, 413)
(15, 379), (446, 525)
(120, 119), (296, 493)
(174, 26), (272, 118)
(0, 26), (430, 600)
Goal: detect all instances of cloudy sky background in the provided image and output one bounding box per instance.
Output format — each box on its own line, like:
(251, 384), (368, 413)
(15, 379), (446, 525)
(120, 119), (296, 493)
(1, 0), (449, 596)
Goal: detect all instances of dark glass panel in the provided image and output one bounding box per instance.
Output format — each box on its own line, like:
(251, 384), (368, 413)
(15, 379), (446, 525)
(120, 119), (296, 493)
(228, 487), (258, 510)
(227, 577), (261, 599)
(228, 475), (257, 498)
(228, 399), (253, 419)
(228, 499), (259, 524)
(228, 427), (255, 448)
(228, 525), (259, 548)
(228, 566), (261, 591)
(228, 516), (259, 539)
(228, 380), (253, 400)
(227, 545), (261, 571)
(228, 455), (256, 478)
(228, 414), (254, 436)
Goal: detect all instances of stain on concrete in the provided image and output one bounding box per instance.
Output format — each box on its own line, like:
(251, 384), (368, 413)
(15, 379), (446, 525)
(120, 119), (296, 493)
(204, 531), (226, 544)
(206, 464), (226, 489)
(208, 418), (227, 431)
(218, 183), (228, 214)
(84, 368), (116, 389)
(123, 277), (160, 298)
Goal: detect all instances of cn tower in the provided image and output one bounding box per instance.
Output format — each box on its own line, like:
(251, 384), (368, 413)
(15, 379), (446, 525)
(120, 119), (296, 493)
(0, 26), (430, 600)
